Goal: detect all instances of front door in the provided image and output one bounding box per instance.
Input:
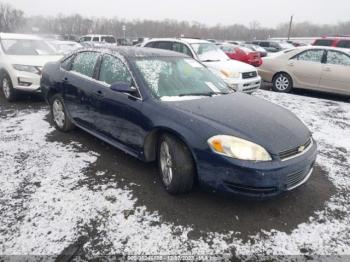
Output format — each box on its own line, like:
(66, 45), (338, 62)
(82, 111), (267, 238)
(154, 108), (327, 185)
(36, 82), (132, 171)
(94, 54), (146, 154)
(288, 49), (325, 89)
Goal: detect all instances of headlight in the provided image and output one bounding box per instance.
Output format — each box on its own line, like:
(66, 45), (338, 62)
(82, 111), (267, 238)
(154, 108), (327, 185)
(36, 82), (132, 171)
(220, 69), (240, 79)
(12, 64), (40, 74)
(208, 135), (272, 161)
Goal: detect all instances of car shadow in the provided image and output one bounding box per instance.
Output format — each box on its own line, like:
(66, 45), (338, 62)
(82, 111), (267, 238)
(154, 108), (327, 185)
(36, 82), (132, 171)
(46, 123), (337, 240)
(0, 93), (45, 116)
(261, 82), (350, 103)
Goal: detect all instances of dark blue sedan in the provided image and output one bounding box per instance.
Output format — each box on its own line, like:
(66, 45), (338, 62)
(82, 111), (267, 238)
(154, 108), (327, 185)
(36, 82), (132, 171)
(41, 47), (317, 198)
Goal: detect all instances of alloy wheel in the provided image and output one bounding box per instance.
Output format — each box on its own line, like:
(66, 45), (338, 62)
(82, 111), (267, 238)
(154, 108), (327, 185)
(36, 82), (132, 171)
(275, 75), (290, 91)
(160, 141), (173, 186)
(52, 99), (65, 128)
(2, 78), (11, 99)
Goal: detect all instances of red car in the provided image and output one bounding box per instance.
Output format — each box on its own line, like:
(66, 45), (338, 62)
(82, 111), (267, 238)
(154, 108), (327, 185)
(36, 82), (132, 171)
(220, 44), (262, 67)
(313, 37), (350, 49)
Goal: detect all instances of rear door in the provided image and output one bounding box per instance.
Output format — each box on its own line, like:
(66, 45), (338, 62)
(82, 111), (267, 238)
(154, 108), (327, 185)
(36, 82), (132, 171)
(288, 49), (325, 89)
(319, 50), (350, 94)
(62, 51), (101, 130)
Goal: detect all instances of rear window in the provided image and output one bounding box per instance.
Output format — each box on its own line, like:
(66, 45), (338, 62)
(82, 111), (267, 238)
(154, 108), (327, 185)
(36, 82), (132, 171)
(101, 36), (116, 43)
(314, 39), (334, 46)
(336, 40), (350, 49)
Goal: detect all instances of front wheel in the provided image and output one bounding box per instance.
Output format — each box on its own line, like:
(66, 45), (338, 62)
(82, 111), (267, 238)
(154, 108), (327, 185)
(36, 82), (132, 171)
(158, 134), (195, 195)
(272, 73), (293, 93)
(50, 94), (75, 132)
(1, 73), (17, 101)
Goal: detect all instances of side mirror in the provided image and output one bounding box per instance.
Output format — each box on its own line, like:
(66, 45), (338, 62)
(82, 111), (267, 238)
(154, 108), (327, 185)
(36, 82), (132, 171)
(110, 81), (137, 94)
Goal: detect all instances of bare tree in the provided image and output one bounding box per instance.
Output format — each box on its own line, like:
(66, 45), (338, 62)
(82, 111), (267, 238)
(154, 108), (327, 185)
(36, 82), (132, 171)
(0, 2), (24, 32)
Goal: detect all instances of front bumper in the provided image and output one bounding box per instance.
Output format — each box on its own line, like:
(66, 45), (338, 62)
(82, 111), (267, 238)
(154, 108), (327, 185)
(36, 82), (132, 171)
(195, 140), (317, 199)
(11, 72), (42, 93)
(226, 76), (261, 93)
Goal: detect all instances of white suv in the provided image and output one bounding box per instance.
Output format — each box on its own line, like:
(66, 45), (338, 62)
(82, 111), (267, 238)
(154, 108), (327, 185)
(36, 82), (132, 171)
(79, 34), (116, 44)
(0, 33), (62, 101)
(142, 38), (261, 93)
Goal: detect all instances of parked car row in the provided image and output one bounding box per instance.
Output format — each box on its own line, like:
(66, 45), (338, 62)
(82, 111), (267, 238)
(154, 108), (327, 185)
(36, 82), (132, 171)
(142, 38), (261, 93)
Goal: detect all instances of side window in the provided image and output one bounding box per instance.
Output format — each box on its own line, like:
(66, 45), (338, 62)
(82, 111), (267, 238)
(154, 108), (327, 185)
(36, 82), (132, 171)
(82, 37), (91, 42)
(314, 39), (333, 46)
(92, 37), (100, 42)
(99, 54), (132, 84)
(61, 55), (75, 71)
(326, 51), (350, 66)
(336, 40), (350, 49)
(293, 50), (324, 63)
(172, 42), (192, 57)
(154, 42), (172, 51)
(145, 42), (155, 48)
(260, 42), (269, 48)
(71, 52), (100, 77)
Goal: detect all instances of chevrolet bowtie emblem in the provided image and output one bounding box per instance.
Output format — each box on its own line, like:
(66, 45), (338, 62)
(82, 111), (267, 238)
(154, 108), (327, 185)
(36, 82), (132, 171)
(298, 145), (305, 153)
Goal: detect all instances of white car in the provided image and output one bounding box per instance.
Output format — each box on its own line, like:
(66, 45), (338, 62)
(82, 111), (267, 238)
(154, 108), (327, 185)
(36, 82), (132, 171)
(142, 38), (261, 93)
(79, 34), (116, 44)
(48, 40), (82, 55)
(0, 33), (62, 101)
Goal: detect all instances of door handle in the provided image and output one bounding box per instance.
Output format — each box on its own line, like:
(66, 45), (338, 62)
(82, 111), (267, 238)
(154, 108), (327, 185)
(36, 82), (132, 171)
(324, 67), (331, 72)
(288, 62), (294, 67)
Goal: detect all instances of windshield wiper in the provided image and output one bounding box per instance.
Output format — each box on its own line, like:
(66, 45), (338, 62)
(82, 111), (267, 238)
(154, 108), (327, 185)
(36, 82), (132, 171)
(179, 92), (214, 97)
(178, 91), (230, 97)
(201, 59), (220, 62)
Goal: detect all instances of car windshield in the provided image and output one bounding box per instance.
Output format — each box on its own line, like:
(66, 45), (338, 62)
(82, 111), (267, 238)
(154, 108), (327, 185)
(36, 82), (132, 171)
(279, 42), (295, 49)
(190, 43), (229, 62)
(134, 57), (231, 100)
(1, 39), (57, 55)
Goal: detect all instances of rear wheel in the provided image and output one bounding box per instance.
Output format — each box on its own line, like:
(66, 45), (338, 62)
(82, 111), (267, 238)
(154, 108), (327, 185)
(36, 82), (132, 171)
(158, 134), (195, 195)
(1, 73), (17, 101)
(50, 93), (75, 132)
(272, 73), (293, 93)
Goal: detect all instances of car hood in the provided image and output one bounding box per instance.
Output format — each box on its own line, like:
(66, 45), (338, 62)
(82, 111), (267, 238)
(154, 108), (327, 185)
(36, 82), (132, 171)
(7, 55), (62, 67)
(168, 93), (310, 154)
(204, 59), (256, 73)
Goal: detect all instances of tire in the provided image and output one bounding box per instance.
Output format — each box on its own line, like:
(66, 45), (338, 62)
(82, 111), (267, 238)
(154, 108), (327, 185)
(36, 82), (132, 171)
(1, 72), (17, 102)
(272, 73), (293, 93)
(50, 93), (75, 132)
(158, 134), (195, 195)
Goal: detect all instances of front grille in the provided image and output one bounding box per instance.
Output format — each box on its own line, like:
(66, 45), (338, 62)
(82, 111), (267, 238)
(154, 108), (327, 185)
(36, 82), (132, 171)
(224, 181), (277, 195)
(279, 138), (312, 161)
(242, 71), (257, 79)
(287, 168), (310, 189)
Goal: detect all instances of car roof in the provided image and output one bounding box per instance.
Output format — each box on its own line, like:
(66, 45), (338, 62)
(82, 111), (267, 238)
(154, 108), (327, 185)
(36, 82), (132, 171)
(81, 34), (115, 38)
(0, 33), (42, 40)
(316, 37), (350, 40)
(77, 46), (188, 58)
(146, 38), (211, 44)
(296, 45), (350, 53)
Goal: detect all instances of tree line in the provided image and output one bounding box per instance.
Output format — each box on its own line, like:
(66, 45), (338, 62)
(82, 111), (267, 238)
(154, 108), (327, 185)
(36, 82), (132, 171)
(0, 1), (349, 40)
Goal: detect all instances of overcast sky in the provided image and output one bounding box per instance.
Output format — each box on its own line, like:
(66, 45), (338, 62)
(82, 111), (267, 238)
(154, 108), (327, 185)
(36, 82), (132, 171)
(4, 0), (350, 27)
